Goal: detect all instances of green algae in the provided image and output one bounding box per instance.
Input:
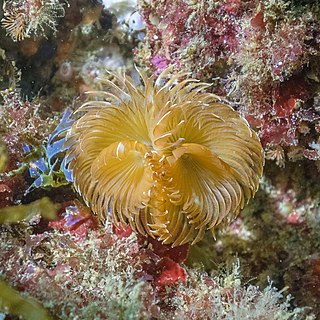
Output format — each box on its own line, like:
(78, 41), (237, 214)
(0, 138), (7, 173)
(0, 197), (57, 224)
(0, 280), (53, 320)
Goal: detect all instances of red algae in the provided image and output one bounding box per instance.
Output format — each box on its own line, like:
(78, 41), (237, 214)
(137, 0), (249, 79)
(138, 0), (320, 167)
(1, 0), (320, 318)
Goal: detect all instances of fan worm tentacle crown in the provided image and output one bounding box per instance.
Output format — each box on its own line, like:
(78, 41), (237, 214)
(65, 68), (264, 246)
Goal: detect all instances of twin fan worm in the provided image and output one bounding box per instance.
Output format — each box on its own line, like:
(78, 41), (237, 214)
(65, 68), (264, 246)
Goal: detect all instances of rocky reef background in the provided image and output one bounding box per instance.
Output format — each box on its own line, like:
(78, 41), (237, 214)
(0, 0), (320, 319)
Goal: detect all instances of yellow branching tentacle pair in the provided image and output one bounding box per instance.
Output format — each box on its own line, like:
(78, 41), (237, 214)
(65, 67), (264, 246)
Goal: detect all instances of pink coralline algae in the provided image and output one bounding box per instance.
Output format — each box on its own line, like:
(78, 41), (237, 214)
(0, 201), (189, 319)
(0, 206), (308, 319)
(137, 0), (247, 79)
(48, 201), (98, 238)
(0, 174), (26, 208)
(2, 0), (320, 319)
(137, 0), (320, 167)
(49, 202), (189, 290)
(150, 54), (169, 73)
(48, 201), (189, 288)
(259, 76), (310, 147)
(0, 90), (56, 160)
(227, 4), (320, 164)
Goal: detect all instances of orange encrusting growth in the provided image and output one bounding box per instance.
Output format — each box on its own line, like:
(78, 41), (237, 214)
(65, 68), (264, 246)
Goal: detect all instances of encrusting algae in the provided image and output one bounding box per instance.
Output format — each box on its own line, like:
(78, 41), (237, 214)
(65, 68), (264, 246)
